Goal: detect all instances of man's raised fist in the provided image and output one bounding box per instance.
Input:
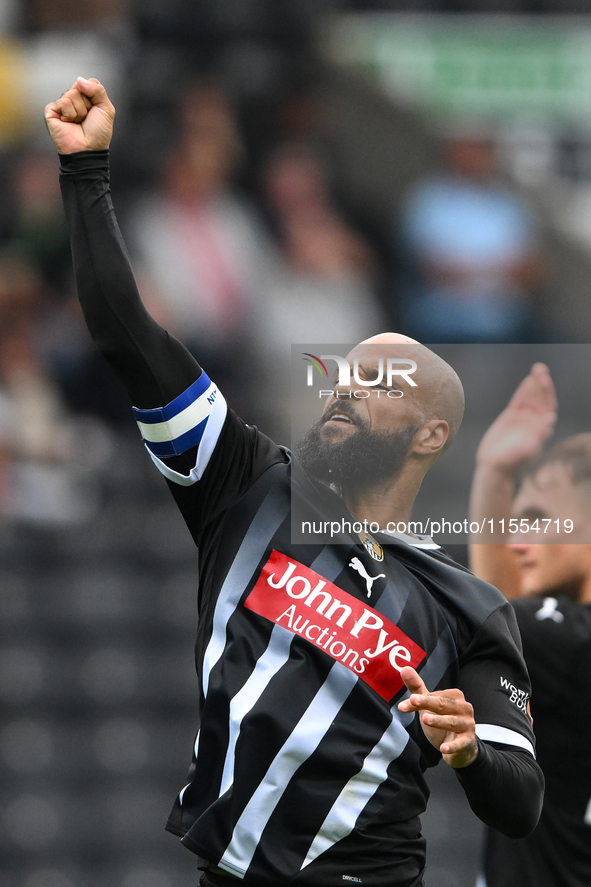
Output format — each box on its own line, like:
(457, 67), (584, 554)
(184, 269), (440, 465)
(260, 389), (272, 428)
(45, 77), (115, 155)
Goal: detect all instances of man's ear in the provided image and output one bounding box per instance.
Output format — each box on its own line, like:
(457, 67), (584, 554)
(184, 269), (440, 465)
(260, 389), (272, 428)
(412, 419), (450, 456)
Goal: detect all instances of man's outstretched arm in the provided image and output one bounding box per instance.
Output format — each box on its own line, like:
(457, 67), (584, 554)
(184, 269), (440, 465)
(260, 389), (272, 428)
(46, 78), (287, 509)
(45, 78), (202, 413)
(45, 78), (226, 483)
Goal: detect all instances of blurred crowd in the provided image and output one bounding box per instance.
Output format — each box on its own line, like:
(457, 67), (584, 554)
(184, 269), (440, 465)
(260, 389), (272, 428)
(0, 0), (551, 524)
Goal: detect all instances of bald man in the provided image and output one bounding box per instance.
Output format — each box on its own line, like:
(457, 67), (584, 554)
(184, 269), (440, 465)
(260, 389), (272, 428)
(296, 335), (465, 536)
(45, 80), (543, 887)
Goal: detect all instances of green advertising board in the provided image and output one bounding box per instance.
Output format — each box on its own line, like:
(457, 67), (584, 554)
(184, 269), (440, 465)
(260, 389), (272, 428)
(326, 14), (591, 123)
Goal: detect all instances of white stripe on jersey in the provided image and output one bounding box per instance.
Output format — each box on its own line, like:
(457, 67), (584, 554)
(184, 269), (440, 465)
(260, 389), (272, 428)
(136, 378), (219, 443)
(476, 723), (535, 757)
(183, 490), (291, 805)
(147, 392), (227, 486)
(301, 710), (411, 869)
(218, 664), (358, 879)
(202, 488), (290, 695)
(300, 624), (466, 867)
(220, 625), (294, 795)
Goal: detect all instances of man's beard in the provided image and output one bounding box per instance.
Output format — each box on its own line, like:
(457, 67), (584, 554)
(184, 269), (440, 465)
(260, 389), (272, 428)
(296, 410), (419, 488)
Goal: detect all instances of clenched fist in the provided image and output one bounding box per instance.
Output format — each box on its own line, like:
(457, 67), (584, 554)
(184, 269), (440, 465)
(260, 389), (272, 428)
(45, 77), (115, 154)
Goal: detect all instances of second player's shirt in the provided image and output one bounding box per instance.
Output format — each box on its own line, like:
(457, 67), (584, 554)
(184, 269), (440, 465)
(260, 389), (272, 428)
(484, 594), (591, 887)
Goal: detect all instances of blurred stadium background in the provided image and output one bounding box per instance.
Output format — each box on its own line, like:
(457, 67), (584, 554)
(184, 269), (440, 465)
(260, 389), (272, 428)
(2, 0), (591, 885)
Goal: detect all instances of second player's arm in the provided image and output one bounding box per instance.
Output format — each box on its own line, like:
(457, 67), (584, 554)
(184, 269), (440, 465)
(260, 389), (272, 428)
(469, 463), (523, 597)
(469, 363), (557, 597)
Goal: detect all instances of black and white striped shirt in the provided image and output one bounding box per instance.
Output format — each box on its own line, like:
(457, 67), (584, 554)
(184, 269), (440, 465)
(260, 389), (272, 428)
(484, 594), (591, 887)
(59, 150), (543, 887)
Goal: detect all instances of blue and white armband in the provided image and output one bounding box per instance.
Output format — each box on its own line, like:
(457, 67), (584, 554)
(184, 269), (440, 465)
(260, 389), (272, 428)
(132, 371), (227, 486)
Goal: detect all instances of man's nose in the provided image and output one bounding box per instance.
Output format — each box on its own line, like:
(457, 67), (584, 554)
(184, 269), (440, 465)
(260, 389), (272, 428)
(330, 382), (358, 402)
(507, 542), (531, 554)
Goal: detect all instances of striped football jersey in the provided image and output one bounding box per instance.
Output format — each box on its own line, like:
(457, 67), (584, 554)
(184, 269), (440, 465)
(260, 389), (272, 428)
(134, 386), (537, 887)
(59, 149), (542, 887)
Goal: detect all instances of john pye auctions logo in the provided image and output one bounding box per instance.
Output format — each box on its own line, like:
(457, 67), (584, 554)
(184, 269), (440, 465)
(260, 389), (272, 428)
(245, 550), (425, 701)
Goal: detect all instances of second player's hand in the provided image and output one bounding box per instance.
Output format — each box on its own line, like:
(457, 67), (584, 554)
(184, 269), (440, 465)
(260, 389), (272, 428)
(44, 77), (115, 154)
(398, 666), (478, 769)
(475, 362), (557, 473)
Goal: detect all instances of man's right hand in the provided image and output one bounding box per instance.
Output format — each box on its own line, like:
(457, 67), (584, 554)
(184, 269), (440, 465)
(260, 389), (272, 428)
(475, 362), (557, 474)
(44, 77), (115, 154)
(469, 363), (557, 593)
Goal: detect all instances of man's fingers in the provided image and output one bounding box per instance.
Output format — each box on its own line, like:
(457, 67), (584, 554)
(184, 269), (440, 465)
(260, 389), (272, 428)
(531, 362), (556, 402)
(420, 711), (470, 732)
(65, 81), (92, 106)
(397, 665), (427, 712)
(509, 362), (556, 415)
(75, 77), (115, 115)
(399, 666), (427, 696)
(50, 77), (114, 117)
(399, 682), (465, 714)
(396, 677), (478, 766)
(402, 694), (465, 714)
(52, 85), (93, 122)
(440, 734), (475, 756)
(57, 95), (86, 123)
(44, 102), (60, 119)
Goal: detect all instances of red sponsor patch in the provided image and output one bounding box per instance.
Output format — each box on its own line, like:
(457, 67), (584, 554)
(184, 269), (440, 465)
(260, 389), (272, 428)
(245, 550), (425, 701)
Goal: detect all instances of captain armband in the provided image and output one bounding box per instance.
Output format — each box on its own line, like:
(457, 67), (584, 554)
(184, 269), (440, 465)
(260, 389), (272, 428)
(132, 371), (227, 485)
